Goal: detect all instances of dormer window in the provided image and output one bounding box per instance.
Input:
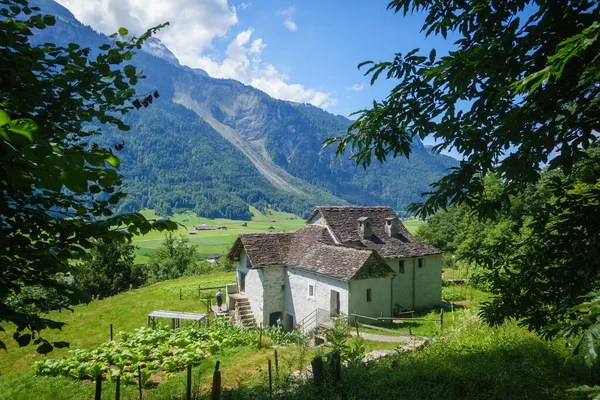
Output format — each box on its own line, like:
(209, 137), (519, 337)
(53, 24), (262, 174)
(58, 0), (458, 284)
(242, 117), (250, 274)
(385, 217), (398, 237)
(357, 217), (372, 239)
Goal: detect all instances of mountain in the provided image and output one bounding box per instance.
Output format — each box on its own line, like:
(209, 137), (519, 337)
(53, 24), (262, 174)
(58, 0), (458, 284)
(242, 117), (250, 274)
(28, 0), (459, 219)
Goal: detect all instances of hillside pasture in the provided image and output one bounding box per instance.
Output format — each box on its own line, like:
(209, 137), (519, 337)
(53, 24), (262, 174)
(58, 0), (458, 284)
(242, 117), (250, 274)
(133, 207), (305, 263)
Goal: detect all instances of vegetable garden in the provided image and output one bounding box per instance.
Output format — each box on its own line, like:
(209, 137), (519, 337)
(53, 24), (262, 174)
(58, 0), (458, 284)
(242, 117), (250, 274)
(32, 318), (260, 386)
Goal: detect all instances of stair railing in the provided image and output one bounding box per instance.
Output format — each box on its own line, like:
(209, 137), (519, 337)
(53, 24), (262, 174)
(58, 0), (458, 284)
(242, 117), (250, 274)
(298, 308), (330, 334)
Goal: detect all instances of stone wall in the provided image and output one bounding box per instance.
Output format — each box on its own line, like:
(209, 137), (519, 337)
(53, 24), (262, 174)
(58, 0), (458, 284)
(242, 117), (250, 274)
(284, 267), (349, 327)
(349, 276), (393, 322)
(388, 255), (442, 311)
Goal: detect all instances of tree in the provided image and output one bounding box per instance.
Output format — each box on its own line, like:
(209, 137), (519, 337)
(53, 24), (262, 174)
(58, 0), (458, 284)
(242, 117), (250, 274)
(73, 239), (145, 299)
(0, 0), (175, 354)
(326, 0), (600, 335)
(327, 0), (599, 217)
(147, 233), (199, 283)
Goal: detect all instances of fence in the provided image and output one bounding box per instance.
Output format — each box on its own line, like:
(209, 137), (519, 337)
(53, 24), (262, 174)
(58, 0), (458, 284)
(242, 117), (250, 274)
(351, 308), (444, 336)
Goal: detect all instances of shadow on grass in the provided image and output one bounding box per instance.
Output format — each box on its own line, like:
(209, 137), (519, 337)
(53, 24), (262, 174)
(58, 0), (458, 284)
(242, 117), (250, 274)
(214, 335), (598, 400)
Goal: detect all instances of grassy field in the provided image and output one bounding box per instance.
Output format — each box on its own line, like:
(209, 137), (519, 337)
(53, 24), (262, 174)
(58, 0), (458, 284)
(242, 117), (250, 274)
(132, 207), (306, 264)
(132, 208), (424, 264)
(0, 270), (406, 400)
(0, 273), (236, 378)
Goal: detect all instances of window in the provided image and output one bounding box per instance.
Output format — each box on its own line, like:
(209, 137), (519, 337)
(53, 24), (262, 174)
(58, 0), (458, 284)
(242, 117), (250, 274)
(366, 288), (372, 302)
(308, 284), (314, 298)
(418, 258), (424, 268)
(399, 260), (405, 273)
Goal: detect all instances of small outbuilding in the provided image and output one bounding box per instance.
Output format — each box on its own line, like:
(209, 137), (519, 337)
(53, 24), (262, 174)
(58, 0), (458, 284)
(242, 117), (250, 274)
(207, 253), (222, 263)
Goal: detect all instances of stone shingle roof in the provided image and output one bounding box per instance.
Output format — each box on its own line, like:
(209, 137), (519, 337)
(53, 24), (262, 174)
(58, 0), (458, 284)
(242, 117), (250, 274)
(228, 206), (440, 281)
(283, 225), (391, 281)
(228, 224), (393, 281)
(228, 232), (295, 267)
(311, 206), (442, 258)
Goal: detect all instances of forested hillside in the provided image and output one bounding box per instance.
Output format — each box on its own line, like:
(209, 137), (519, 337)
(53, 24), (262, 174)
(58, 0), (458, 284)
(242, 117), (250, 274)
(29, 0), (458, 219)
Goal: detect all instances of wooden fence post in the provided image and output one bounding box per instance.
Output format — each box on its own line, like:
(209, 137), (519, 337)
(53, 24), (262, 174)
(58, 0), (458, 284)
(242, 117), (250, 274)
(94, 375), (102, 400)
(180, 288), (183, 300)
(110, 323), (113, 341)
(327, 351), (341, 385)
(355, 319), (360, 337)
(268, 359), (273, 397)
(274, 349), (279, 382)
(115, 375), (121, 400)
(186, 365), (192, 400)
(311, 356), (324, 386)
(211, 361), (221, 400)
(138, 364), (143, 400)
(440, 308), (444, 331)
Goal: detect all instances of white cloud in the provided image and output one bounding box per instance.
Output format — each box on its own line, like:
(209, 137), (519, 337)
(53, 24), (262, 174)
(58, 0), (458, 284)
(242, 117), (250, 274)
(55, 1), (336, 109)
(279, 5), (297, 32)
(194, 30), (336, 109)
(346, 84), (365, 91)
(235, 2), (250, 11)
(284, 19), (297, 32)
(55, 0), (239, 63)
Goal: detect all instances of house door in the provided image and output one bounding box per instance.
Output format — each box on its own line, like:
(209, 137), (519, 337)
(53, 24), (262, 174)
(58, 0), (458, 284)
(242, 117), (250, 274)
(239, 272), (246, 293)
(285, 313), (294, 332)
(330, 290), (340, 317)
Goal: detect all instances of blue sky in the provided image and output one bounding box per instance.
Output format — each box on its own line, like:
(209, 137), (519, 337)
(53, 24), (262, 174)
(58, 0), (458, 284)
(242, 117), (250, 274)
(55, 0), (457, 121)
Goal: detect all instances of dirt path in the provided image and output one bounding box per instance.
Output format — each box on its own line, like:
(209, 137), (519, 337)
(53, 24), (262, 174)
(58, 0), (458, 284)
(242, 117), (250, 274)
(350, 331), (412, 343)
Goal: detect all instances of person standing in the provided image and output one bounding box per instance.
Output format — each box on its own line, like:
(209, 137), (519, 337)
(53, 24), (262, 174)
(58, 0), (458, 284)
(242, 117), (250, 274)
(216, 289), (224, 312)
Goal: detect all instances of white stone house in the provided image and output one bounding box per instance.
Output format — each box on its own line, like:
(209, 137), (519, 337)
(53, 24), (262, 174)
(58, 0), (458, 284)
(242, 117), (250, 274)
(227, 206), (443, 330)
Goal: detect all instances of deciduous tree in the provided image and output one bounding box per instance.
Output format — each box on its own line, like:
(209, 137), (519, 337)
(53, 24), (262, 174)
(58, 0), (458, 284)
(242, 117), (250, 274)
(0, 0), (174, 353)
(326, 0), (600, 336)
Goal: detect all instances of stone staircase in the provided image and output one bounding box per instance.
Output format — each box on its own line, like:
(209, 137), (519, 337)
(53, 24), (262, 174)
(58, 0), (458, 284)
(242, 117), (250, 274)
(235, 297), (255, 328)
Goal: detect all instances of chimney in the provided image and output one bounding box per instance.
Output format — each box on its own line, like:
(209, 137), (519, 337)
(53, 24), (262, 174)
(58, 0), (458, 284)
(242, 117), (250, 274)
(357, 217), (372, 240)
(385, 217), (398, 237)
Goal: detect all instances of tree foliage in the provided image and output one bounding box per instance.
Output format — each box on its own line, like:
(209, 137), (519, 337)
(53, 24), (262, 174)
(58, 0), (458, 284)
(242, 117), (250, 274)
(147, 233), (199, 284)
(73, 239), (145, 299)
(0, 0), (175, 353)
(326, 0), (600, 347)
(326, 0), (599, 218)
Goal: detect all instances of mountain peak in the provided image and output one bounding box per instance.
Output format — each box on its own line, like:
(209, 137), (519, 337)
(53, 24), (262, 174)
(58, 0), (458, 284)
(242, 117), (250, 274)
(142, 37), (180, 67)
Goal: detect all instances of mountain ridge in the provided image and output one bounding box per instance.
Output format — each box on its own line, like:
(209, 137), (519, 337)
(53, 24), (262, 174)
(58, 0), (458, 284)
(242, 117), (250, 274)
(28, 0), (459, 219)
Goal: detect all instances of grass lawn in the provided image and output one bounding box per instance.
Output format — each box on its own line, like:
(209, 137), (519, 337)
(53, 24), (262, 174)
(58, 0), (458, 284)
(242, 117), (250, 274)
(401, 218), (424, 234)
(132, 207), (305, 264)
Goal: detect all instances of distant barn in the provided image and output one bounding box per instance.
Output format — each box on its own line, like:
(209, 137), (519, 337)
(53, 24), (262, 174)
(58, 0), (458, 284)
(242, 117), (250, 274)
(194, 224), (216, 231)
(207, 253), (222, 263)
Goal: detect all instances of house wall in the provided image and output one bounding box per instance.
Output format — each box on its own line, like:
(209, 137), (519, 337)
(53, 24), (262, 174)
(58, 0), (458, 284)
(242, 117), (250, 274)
(236, 252), (286, 326)
(348, 276), (392, 322)
(284, 268), (349, 328)
(388, 254), (442, 311)
(261, 266), (286, 326)
(414, 254), (443, 309)
(237, 251), (263, 324)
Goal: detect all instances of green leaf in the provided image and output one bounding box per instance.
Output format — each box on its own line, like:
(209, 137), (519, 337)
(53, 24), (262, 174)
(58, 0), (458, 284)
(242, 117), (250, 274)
(5, 118), (39, 144)
(118, 27), (128, 36)
(106, 154), (120, 168)
(61, 170), (90, 193)
(123, 65), (136, 78)
(429, 48), (436, 63)
(0, 110), (10, 126)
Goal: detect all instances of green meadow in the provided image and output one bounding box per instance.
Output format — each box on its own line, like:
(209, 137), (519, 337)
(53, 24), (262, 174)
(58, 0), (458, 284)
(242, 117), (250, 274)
(132, 206), (306, 264)
(133, 207), (425, 264)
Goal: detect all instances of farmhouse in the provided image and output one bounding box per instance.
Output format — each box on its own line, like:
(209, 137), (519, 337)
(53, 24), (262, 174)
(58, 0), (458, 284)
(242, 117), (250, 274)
(227, 206), (442, 330)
